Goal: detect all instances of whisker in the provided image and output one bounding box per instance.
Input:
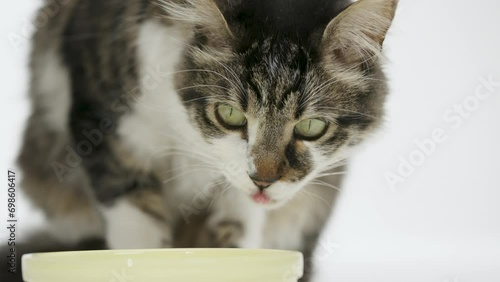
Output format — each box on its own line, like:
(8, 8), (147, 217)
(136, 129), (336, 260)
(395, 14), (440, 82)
(153, 145), (215, 159)
(176, 84), (231, 92)
(159, 164), (218, 176)
(299, 189), (332, 208)
(162, 167), (218, 184)
(155, 152), (215, 167)
(208, 182), (231, 211)
(315, 171), (348, 178)
(310, 179), (342, 192)
(160, 146), (216, 159)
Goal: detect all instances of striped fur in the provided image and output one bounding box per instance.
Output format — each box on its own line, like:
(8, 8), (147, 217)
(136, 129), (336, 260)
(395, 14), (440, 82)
(18, 0), (398, 281)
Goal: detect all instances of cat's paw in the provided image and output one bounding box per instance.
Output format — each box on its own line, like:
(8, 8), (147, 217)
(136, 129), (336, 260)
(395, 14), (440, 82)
(202, 220), (244, 248)
(103, 198), (173, 249)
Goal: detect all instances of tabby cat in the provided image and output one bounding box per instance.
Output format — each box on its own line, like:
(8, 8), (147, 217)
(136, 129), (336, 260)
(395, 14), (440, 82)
(18, 0), (398, 280)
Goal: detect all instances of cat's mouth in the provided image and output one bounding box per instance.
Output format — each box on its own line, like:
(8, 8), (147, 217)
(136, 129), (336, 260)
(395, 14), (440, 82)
(250, 191), (287, 207)
(252, 191), (273, 205)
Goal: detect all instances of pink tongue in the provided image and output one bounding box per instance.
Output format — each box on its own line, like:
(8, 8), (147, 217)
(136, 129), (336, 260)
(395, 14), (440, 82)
(253, 192), (271, 204)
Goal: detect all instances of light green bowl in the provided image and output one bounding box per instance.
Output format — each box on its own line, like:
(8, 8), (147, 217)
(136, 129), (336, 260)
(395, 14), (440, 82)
(22, 249), (304, 282)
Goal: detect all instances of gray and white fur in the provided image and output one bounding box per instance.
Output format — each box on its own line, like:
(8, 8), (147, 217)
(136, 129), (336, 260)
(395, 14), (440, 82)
(18, 0), (398, 280)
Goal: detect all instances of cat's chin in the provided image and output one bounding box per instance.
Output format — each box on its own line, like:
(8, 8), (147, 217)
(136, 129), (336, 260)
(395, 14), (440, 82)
(245, 191), (295, 210)
(250, 198), (285, 209)
(254, 200), (290, 210)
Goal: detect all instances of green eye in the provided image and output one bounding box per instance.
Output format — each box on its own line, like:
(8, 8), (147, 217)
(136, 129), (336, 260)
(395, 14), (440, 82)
(216, 105), (247, 128)
(295, 119), (328, 139)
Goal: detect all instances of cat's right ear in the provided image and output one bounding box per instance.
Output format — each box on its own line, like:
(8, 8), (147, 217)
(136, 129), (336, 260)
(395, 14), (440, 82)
(321, 0), (398, 66)
(160, 0), (233, 47)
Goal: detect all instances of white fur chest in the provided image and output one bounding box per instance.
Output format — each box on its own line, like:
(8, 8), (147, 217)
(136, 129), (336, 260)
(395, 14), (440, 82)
(118, 20), (218, 200)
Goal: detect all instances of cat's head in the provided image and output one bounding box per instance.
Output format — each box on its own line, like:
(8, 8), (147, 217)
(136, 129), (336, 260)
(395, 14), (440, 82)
(166, 0), (398, 208)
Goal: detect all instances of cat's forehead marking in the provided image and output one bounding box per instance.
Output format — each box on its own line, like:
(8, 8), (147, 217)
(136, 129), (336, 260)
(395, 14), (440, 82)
(242, 37), (309, 118)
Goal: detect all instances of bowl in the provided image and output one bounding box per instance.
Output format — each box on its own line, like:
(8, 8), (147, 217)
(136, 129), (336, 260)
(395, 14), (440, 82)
(22, 248), (304, 282)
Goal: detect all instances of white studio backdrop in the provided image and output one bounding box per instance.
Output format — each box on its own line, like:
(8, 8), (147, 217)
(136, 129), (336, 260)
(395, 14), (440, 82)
(1, 1), (499, 282)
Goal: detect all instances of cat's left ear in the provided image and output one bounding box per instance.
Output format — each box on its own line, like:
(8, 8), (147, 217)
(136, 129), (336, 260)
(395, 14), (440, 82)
(161, 0), (233, 47)
(321, 0), (398, 65)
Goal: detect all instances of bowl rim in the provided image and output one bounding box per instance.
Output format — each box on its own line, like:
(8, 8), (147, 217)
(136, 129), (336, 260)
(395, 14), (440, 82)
(23, 248), (302, 257)
(22, 248), (304, 282)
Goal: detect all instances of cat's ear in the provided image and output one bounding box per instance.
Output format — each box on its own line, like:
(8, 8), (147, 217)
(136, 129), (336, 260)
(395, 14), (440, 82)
(321, 0), (398, 66)
(160, 0), (233, 46)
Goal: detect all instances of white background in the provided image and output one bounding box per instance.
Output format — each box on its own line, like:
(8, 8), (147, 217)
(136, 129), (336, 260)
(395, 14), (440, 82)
(1, 1), (499, 282)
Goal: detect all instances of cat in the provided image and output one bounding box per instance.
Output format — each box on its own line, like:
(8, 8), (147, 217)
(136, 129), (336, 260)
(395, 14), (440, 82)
(16, 0), (398, 281)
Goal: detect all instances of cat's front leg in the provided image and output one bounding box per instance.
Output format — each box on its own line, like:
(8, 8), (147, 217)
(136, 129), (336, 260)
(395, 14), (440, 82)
(92, 168), (173, 250)
(203, 187), (266, 249)
(70, 121), (173, 250)
(100, 185), (173, 249)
